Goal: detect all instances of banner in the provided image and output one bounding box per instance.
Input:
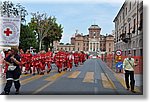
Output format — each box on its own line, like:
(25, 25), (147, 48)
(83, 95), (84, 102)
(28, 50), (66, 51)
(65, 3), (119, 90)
(0, 17), (21, 46)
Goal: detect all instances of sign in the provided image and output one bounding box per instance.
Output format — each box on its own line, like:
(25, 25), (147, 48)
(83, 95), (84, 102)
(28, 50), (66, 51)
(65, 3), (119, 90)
(116, 50), (122, 56)
(0, 17), (21, 46)
(116, 61), (123, 69)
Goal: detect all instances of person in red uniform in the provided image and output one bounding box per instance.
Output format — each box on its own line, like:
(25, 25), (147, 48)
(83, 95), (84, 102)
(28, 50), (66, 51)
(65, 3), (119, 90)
(38, 50), (46, 75)
(73, 51), (80, 67)
(45, 48), (53, 74)
(63, 51), (68, 71)
(24, 50), (32, 74)
(80, 51), (86, 65)
(54, 49), (64, 73)
(67, 52), (74, 71)
(19, 48), (25, 71)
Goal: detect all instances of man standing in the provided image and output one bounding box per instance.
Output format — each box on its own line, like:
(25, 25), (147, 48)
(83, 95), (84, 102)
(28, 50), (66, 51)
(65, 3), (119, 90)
(123, 52), (137, 93)
(1, 47), (21, 95)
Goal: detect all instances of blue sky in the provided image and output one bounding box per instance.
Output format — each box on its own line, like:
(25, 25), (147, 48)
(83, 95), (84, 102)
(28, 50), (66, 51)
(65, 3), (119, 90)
(3, 0), (125, 43)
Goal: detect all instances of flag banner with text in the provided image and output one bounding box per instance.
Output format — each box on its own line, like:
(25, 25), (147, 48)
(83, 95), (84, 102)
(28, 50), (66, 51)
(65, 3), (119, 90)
(0, 17), (21, 46)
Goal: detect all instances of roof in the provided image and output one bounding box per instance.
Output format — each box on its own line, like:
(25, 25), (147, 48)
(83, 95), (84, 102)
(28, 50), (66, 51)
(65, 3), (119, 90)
(107, 35), (114, 37)
(88, 25), (101, 29)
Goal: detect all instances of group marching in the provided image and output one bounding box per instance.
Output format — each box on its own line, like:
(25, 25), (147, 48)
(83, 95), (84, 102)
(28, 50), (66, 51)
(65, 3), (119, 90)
(0, 48), (88, 77)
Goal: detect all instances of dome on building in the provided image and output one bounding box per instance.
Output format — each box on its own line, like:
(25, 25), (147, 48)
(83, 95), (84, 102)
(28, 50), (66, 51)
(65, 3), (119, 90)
(88, 25), (101, 30)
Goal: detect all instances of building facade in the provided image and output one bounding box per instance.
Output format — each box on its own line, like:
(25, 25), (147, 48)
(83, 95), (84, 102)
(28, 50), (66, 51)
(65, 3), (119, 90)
(113, 0), (143, 56)
(56, 24), (114, 54)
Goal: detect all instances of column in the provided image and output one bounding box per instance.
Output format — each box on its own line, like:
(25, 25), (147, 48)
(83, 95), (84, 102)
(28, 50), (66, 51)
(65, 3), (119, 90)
(89, 42), (90, 51)
(92, 42), (93, 52)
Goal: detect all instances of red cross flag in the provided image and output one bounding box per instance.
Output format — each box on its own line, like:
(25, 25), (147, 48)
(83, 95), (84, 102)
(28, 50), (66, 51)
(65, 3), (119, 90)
(0, 17), (21, 46)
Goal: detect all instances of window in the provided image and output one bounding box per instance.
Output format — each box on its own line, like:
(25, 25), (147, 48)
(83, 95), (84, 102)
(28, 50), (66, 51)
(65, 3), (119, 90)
(139, 13), (143, 30)
(78, 43), (79, 45)
(133, 19), (136, 33)
(109, 43), (111, 46)
(126, 7), (127, 15)
(125, 27), (126, 34)
(109, 48), (111, 52)
(120, 16), (121, 23)
(128, 23), (130, 34)
(78, 48), (79, 51)
(133, 50), (136, 56)
(140, 49), (143, 56)
(129, 2), (131, 11)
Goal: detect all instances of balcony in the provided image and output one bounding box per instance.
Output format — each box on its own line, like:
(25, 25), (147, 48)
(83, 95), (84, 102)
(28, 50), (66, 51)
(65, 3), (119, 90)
(120, 33), (131, 43)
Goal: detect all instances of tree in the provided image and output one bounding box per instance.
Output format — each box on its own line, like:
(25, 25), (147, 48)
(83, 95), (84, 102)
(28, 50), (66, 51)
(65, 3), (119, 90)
(44, 20), (63, 51)
(1, 1), (28, 22)
(19, 24), (37, 52)
(30, 12), (63, 51)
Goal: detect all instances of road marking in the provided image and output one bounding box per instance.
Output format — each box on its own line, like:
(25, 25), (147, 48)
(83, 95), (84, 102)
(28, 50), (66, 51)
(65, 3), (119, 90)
(33, 71), (67, 94)
(68, 71), (81, 78)
(21, 75), (43, 85)
(32, 81), (54, 94)
(101, 73), (116, 89)
(0, 79), (6, 85)
(114, 74), (141, 92)
(83, 72), (94, 83)
(20, 74), (31, 78)
(45, 71), (66, 81)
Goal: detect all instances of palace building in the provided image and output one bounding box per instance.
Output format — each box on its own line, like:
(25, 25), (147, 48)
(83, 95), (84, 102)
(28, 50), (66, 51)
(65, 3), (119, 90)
(55, 24), (114, 54)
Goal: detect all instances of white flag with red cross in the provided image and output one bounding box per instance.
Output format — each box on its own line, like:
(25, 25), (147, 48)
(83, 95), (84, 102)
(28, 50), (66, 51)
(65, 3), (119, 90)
(0, 17), (21, 46)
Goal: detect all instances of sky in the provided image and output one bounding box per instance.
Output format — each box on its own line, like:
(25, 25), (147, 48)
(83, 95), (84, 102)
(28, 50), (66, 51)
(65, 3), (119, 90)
(1, 0), (125, 43)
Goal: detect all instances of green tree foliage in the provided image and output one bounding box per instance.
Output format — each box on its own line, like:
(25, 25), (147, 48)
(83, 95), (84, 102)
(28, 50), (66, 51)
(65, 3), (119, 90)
(30, 12), (63, 51)
(19, 24), (38, 52)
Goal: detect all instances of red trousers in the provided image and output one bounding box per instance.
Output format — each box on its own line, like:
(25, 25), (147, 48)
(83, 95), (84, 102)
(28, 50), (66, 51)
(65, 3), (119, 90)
(67, 62), (73, 69)
(56, 62), (63, 69)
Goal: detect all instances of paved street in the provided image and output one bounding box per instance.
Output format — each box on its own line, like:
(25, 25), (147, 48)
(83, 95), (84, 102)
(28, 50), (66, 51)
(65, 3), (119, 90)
(0, 59), (142, 95)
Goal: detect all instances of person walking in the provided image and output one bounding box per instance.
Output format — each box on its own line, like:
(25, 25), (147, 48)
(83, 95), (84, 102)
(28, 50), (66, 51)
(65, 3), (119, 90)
(123, 52), (137, 93)
(1, 47), (21, 95)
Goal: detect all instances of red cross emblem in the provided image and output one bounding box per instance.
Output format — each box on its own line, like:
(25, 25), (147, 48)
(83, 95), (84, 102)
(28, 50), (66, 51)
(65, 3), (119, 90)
(4, 28), (12, 36)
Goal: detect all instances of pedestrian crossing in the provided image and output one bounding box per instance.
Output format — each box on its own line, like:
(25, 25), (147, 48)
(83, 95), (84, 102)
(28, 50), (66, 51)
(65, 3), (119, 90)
(0, 69), (141, 94)
(68, 71), (81, 79)
(83, 72), (94, 83)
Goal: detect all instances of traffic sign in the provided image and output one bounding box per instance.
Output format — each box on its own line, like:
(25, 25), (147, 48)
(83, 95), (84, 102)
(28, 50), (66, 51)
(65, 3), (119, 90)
(116, 61), (123, 69)
(116, 50), (122, 56)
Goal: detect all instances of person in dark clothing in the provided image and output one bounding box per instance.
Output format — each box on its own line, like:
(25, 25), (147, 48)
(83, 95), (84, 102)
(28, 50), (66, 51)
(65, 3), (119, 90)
(1, 47), (21, 95)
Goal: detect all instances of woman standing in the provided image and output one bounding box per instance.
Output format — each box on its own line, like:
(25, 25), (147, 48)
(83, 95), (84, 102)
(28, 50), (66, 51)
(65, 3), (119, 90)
(1, 47), (21, 95)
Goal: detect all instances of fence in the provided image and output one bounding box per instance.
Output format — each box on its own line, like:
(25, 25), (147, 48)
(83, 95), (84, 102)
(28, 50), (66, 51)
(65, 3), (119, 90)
(101, 54), (143, 74)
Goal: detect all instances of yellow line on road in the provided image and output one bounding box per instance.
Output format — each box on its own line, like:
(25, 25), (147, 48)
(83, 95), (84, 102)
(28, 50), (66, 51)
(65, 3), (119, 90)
(20, 74), (31, 78)
(45, 71), (66, 81)
(68, 71), (81, 78)
(83, 72), (94, 83)
(101, 73), (116, 89)
(33, 71), (67, 94)
(21, 75), (43, 85)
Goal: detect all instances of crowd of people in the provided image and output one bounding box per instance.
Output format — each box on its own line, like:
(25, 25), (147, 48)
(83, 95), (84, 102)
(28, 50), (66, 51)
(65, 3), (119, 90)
(0, 47), (88, 77)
